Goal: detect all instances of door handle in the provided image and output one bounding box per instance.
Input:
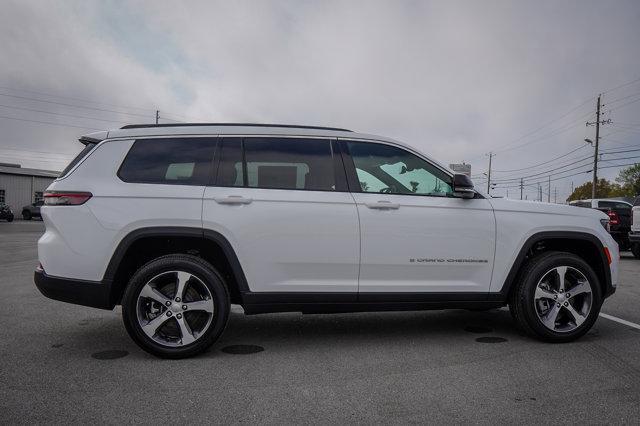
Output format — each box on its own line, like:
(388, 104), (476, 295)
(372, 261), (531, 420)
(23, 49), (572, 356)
(365, 201), (400, 210)
(214, 196), (253, 205)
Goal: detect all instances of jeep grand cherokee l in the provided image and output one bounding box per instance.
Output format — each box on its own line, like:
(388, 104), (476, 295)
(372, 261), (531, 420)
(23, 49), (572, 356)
(34, 123), (618, 358)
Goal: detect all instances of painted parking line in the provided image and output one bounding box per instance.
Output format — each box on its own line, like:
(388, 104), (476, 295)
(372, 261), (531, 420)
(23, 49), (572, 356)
(599, 313), (640, 331)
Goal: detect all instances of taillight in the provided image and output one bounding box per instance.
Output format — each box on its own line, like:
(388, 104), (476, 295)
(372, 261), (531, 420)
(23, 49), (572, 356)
(603, 247), (612, 265)
(44, 191), (92, 206)
(607, 210), (619, 225)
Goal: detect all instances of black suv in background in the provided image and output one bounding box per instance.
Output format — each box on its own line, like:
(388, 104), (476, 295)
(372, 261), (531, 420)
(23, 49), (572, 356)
(570, 199), (632, 250)
(21, 201), (44, 220)
(0, 203), (14, 222)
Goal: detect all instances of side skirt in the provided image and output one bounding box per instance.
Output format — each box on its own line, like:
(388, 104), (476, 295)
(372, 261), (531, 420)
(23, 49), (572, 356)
(241, 292), (506, 315)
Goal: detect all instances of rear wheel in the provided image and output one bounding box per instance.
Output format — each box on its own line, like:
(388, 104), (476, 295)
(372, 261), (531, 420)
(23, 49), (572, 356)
(22, 210), (31, 220)
(632, 243), (640, 259)
(509, 251), (602, 342)
(122, 254), (230, 359)
(6, 214), (13, 222)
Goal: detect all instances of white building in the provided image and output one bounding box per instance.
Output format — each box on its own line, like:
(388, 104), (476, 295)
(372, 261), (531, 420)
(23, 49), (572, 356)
(0, 163), (59, 213)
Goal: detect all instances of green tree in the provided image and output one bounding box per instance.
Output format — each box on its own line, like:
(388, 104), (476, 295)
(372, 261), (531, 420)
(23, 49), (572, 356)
(566, 178), (626, 202)
(615, 163), (640, 197)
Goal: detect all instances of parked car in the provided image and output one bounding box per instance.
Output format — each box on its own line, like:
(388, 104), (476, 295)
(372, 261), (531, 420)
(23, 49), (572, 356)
(629, 196), (640, 259)
(21, 200), (44, 220)
(35, 123), (619, 358)
(569, 199), (632, 250)
(0, 202), (14, 222)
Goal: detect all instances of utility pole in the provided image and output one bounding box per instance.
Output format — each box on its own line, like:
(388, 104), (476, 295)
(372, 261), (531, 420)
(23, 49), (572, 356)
(486, 152), (494, 195)
(155, 110), (160, 124)
(586, 95), (610, 199)
(547, 175), (551, 203)
(554, 187), (557, 203)
(520, 178), (523, 200)
(538, 183), (542, 201)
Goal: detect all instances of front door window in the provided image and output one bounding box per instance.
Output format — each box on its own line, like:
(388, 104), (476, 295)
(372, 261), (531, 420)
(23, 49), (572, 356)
(346, 141), (453, 196)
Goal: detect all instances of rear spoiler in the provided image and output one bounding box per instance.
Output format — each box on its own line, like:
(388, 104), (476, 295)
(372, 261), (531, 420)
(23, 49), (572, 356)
(78, 130), (108, 145)
(78, 135), (102, 145)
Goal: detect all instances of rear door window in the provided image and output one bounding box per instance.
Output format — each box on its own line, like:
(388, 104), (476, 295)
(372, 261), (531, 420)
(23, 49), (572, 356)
(216, 137), (338, 191)
(119, 138), (216, 185)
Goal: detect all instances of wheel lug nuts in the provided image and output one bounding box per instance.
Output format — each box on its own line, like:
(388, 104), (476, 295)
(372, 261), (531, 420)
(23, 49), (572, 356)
(182, 305), (187, 310)
(165, 301), (171, 306)
(564, 302), (568, 307)
(566, 293), (570, 298)
(166, 311), (172, 317)
(554, 295), (557, 299)
(556, 303), (561, 307)
(175, 297), (181, 302)
(176, 313), (182, 319)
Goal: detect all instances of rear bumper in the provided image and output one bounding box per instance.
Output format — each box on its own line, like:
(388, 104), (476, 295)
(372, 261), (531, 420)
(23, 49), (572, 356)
(34, 269), (114, 310)
(629, 231), (640, 244)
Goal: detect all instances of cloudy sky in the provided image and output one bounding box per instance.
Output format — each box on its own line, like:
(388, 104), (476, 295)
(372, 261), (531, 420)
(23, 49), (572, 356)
(1, 0), (639, 201)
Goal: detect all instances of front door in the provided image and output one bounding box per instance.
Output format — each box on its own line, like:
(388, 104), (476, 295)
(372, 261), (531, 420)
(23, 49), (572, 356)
(341, 139), (496, 294)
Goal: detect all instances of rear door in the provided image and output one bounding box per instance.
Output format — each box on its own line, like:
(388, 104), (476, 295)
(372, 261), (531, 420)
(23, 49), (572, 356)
(202, 136), (360, 294)
(340, 139), (496, 294)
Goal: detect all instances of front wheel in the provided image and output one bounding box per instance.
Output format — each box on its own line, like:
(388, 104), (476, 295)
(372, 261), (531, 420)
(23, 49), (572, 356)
(122, 254), (230, 359)
(509, 251), (602, 342)
(22, 211), (31, 220)
(631, 243), (640, 259)
(6, 214), (13, 222)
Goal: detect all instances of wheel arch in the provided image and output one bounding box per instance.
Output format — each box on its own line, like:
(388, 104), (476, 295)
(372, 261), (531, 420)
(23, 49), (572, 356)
(103, 227), (249, 307)
(497, 231), (613, 300)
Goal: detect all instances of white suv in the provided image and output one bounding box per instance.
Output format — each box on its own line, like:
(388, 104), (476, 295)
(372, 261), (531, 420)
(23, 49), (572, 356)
(630, 197), (640, 258)
(35, 123), (619, 358)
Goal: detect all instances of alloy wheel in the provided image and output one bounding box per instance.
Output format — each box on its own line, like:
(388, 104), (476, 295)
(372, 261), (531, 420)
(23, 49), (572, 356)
(534, 266), (593, 333)
(136, 270), (215, 347)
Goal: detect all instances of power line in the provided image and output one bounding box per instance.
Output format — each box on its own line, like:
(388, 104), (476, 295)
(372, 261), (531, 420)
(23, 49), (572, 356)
(492, 144), (589, 173)
(0, 92), (153, 119)
(609, 96), (640, 112)
(0, 114), (105, 131)
(0, 85), (199, 123)
(490, 98), (595, 153)
(491, 155), (593, 183)
(602, 76), (640, 94)
(0, 103), (126, 124)
(604, 91), (640, 105)
(0, 85), (157, 113)
(600, 146), (640, 154)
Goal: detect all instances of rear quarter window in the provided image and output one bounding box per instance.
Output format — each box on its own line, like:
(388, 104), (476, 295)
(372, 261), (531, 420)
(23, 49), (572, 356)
(60, 142), (96, 177)
(118, 138), (216, 185)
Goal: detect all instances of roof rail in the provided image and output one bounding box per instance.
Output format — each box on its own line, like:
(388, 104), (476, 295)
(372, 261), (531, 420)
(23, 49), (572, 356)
(119, 123), (352, 132)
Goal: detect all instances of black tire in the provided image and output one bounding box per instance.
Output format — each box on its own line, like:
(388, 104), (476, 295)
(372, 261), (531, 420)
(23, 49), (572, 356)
(6, 215), (13, 222)
(122, 254), (230, 359)
(22, 210), (31, 220)
(632, 243), (640, 259)
(509, 251), (602, 343)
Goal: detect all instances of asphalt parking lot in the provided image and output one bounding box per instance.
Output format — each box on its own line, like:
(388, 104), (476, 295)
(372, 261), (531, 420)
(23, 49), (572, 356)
(1, 221), (639, 424)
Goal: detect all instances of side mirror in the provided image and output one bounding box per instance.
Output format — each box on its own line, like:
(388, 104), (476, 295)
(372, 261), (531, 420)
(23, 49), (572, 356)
(452, 174), (475, 199)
